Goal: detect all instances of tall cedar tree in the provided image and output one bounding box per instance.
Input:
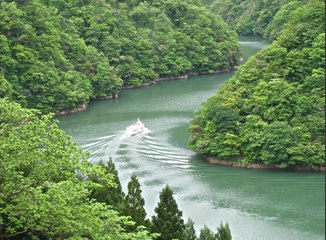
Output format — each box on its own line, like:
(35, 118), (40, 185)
(125, 174), (149, 229)
(90, 159), (125, 212)
(151, 185), (185, 240)
(216, 223), (232, 240)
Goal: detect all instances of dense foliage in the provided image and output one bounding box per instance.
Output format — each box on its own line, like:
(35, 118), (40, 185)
(183, 218), (197, 240)
(198, 225), (216, 240)
(151, 185), (185, 240)
(190, 0), (325, 168)
(0, 0), (239, 114)
(196, 224), (231, 240)
(0, 98), (153, 239)
(90, 159), (126, 212)
(124, 174), (149, 229)
(209, 0), (306, 39)
(216, 223), (232, 240)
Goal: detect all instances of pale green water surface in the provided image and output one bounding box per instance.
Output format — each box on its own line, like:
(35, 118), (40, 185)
(58, 38), (325, 240)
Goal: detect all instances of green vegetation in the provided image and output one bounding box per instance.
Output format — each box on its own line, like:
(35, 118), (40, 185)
(0, 98), (153, 239)
(209, 0), (306, 39)
(184, 218), (198, 240)
(90, 159), (126, 212)
(151, 185), (185, 240)
(0, 98), (232, 239)
(2, 0), (324, 237)
(190, 0), (325, 168)
(124, 174), (149, 229)
(0, 0), (239, 114)
(198, 226), (216, 240)
(216, 223), (232, 240)
(197, 224), (232, 240)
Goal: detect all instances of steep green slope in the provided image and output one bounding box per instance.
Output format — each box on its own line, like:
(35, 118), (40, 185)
(0, 1), (121, 113)
(0, 0), (239, 114)
(0, 98), (154, 239)
(189, 0), (325, 168)
(210, 0), (305, 39)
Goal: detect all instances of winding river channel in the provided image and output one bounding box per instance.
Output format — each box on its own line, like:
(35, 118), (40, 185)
(58, 37), (325, 240)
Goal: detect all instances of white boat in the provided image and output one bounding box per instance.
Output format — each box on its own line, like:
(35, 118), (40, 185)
(122, 118), (149, 138)
(130, 118), (145, 136)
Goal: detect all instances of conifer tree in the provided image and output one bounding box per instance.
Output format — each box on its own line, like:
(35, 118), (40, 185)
(125, 174), (149, 228)
(198, 225), (216, 240)
(151, 185), (185, 240)
(184, 218), (198, 240)
(90, 159), (125, 211)
(216, 223), (232, 240)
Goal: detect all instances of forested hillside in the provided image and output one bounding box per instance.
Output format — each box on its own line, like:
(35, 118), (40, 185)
(0, 98), (154, 239)
(190, 0), (325, 168)
(209, 0), (306, 39)
(0, 0), (239, 114)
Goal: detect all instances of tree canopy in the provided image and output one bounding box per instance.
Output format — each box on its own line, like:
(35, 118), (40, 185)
(190, 0), (325, 168)
(151, 185), (185, 240)
(0, 98), (153, 239)
(124, 174), (149, 229)
(0, 0), (239, 114)
(209, 0), (308, 39)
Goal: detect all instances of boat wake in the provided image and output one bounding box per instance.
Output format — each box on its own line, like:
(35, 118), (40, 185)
(80, 119), (194, 172)
(82, 119), (150, 162)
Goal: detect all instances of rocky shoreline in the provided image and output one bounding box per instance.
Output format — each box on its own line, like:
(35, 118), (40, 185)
(55, 104), (88, 116)
(204, 155), (325, 172)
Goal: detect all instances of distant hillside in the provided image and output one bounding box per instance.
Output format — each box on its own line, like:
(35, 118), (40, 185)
(0, 0), (239, 113)
(190, 0), (325, 168)
(210, 0), (307, 39)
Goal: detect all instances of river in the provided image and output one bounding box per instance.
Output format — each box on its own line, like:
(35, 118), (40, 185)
(58, 37), (325, 240)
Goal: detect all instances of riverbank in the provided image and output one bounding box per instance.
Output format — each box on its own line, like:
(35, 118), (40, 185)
(122, 67), (238, 90)
(203, 155), (325, 172)
(55, 104), (88, 116)
(55, 67), (238, 116)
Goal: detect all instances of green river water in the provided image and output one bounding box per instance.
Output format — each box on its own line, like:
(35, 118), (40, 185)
(58, 37), (325, 240)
